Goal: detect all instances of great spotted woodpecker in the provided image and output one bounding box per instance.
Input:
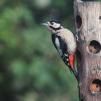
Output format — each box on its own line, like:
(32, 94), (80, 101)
(42, 21), (78, 78)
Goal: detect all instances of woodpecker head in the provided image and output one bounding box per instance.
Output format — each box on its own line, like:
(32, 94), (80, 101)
(42, 21), (63, 33)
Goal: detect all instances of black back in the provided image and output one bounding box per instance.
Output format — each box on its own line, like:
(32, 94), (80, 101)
(51, 34), (68, 56)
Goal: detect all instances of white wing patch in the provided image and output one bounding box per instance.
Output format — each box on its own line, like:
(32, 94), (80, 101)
(55, 37), (63, 56)
(55, 38), (60, 48)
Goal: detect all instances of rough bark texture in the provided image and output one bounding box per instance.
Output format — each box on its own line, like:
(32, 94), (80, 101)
(74, 0), (101, 101)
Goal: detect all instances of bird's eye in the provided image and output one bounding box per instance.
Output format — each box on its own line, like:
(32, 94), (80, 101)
(50, 21), (54, 25)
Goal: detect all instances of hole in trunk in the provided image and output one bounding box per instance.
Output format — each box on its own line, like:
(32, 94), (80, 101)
(90, 79), (101, 93)
(88, 40), (101, 54)
(99, 16), (101, 19)
(76, 15), (82, 29)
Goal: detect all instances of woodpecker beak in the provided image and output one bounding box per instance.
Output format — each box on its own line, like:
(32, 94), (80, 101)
(42, 22), (48, 26)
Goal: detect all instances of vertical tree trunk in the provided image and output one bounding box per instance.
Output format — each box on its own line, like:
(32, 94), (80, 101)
(74, 0), (101, 101)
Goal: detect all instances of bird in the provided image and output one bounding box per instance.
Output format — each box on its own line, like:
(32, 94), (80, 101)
(42, 20), (78, 79)
(88, 40), (101, 54)
(90, 83), (101, 95)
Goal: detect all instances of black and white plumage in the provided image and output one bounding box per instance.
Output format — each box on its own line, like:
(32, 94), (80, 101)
(42, 21), (78, 78)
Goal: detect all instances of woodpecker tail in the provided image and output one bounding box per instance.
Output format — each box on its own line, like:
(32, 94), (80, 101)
(61, 53), (78, 81)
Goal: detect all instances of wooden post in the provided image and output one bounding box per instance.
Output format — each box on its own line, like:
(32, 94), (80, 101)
(74, 0), (101, 101)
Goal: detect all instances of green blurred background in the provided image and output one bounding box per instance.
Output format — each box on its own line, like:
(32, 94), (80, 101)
(0, 0), (79, 101)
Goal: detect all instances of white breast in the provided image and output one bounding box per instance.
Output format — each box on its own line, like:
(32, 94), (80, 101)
(57, 28), (76, 53)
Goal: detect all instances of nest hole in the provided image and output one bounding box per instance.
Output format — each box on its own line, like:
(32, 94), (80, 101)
(99, 16), (101, 20)
(88, 40), (101, 54)
(90, 79), (101, 93)
(76, 15), (82, 29)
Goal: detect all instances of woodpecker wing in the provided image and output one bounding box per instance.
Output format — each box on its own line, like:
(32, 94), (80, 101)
(51, 34), (75, 72)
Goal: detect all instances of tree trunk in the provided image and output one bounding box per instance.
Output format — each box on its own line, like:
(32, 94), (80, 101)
(74, 0), (101, 101)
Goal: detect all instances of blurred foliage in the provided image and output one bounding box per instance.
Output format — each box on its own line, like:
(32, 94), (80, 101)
(0, 0), (79, 101)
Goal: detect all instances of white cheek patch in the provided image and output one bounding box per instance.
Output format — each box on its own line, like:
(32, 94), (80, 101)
(54, 23), (60, 28)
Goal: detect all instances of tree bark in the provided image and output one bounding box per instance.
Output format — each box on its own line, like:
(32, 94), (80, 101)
(74, 1), (101, 101)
